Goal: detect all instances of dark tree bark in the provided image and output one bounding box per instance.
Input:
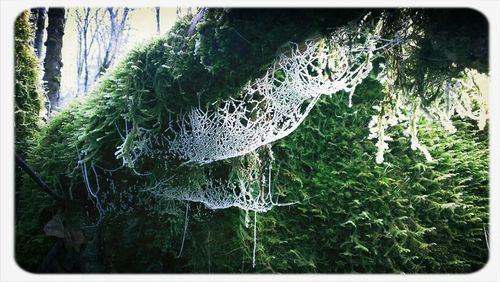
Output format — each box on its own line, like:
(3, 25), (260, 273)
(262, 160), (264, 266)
(42, 8), (66, 114)
(155, 7), (160, 35)
(31, 8), (46, 59)
(187, 8), (207, 35)
(15, 153), (62, 200)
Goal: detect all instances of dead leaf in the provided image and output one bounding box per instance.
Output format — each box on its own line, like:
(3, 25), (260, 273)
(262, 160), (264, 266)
(64, 227), (86, 252)
(43, 213), (65, 238)
(43, 213), (86, 252)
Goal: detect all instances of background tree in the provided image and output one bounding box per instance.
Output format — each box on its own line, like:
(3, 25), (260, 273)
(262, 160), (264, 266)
(74, 8), (131, 96)
(155, 7), (160, 35)
(42, 8), (66, 115)
(75, 8), (101, 96)
(94, 7), (130, 81)
(30, 8), (46, 59)
(15, 11), (44, 158)
(14, 11), (45, 267)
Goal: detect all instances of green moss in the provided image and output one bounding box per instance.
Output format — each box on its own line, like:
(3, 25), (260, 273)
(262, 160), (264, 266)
(14, 10), (44, 156)
(18, 8), (360, 228)
(14, 11), (47, 271)
(248, 79), (488, 273)
(107, 78), (486, 274)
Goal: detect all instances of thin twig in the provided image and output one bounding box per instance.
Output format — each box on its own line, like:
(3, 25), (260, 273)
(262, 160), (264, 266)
(176, 203), (189, 258)
(15, 153), (62, 200)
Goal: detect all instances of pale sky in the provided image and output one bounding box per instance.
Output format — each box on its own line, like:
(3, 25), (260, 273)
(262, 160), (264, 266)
(60, 8), (182, 99)
(56, 8), (489, 106)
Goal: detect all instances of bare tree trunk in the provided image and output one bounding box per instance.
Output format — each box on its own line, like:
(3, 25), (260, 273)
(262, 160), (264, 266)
(83, 20), (89, 95)
(73, 8), (131, 97)
(82, 9), (90, 95)
(75, 8), (87, 96)
(31, 8), (46, 59)
(94, 8), (130, 81)
(42, 8), (66, 115)
(155, 7), (160, 35)
(75, 8), (108, 95)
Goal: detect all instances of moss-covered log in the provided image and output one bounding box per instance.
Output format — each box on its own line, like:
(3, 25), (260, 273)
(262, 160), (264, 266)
(15, 8), (488, 273)
(146, 78), (488, 273)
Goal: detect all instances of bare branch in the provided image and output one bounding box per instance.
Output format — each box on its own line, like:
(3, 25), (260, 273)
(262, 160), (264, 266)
(15, 153), (63, 200)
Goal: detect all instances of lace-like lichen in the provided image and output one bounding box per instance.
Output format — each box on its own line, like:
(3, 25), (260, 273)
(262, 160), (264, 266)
(166, 19), (386, 165)
(147, 145), (287, 218)
(104, 16), (394, 218)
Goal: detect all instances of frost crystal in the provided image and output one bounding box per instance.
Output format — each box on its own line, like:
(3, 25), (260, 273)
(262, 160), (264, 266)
(167, 19), (385, 165)
(147, 146), (291, 215)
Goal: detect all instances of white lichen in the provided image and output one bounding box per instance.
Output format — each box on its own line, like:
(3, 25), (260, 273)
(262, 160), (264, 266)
(167, 18), (386, 165)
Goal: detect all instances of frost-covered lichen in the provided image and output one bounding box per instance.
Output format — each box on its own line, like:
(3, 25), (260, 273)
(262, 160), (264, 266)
(168, 18), (385, 165)
(369, 64), (488, 164)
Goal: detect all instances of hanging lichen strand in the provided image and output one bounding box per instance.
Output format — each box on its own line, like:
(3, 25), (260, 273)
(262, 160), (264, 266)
(369, 59), (489, 164)
(166, 17), (388, 165)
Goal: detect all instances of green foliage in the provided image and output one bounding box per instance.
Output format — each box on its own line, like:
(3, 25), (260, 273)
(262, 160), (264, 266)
(381, 9), (488, 106)
(22, 9), (359, 184)
(15, 9), (355, 271)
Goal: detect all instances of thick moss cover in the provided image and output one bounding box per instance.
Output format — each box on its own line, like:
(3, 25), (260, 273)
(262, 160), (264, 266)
(14, 11), (46, 271)
(142, 79), (487, 273)
(15, 8), (359, 272)
(14, 11), (43, 156)
(15, 9), (488, 273)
